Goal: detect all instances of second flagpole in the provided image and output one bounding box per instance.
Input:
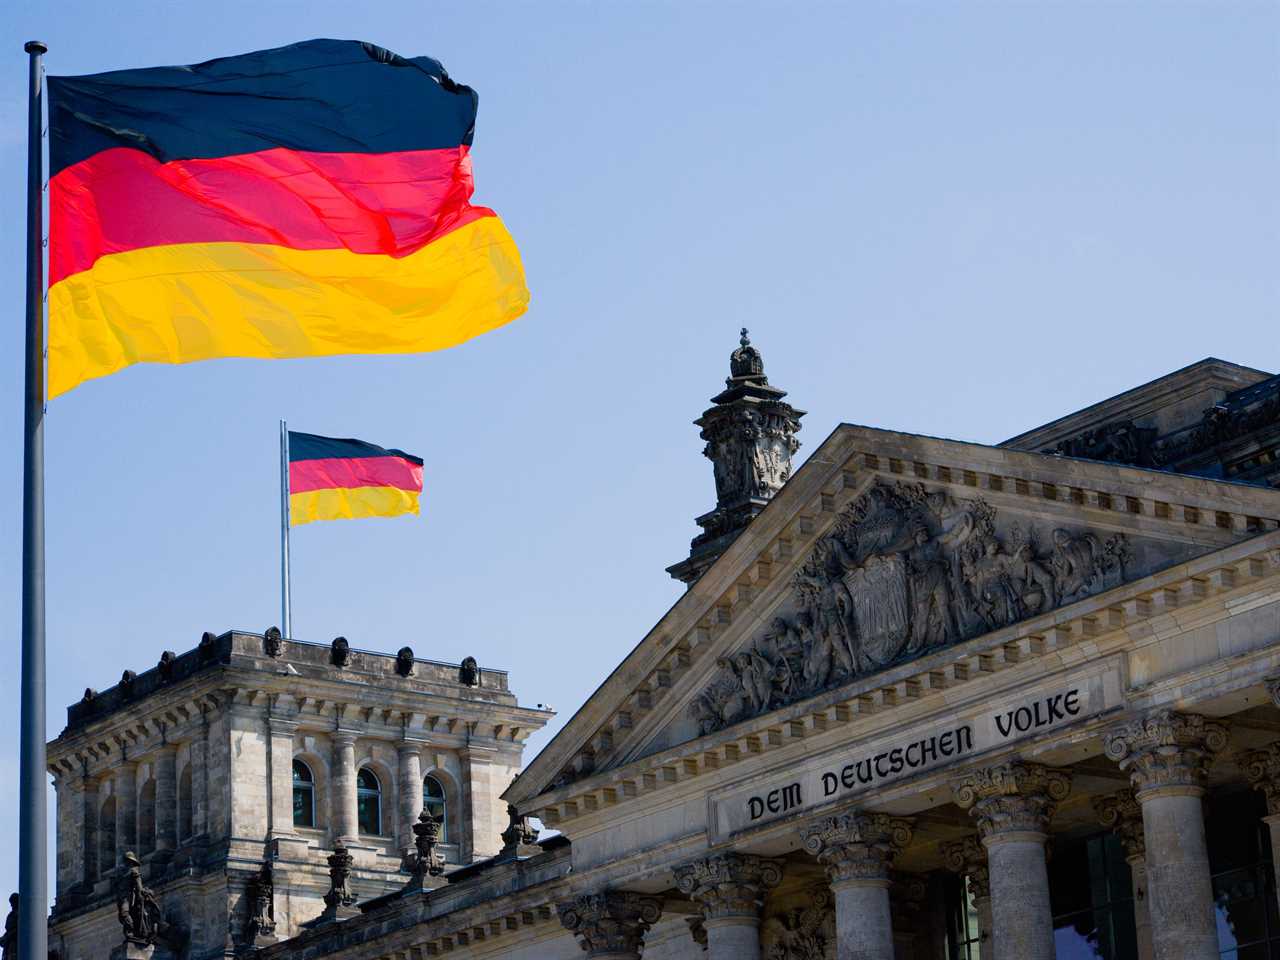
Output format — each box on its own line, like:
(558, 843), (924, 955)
(280, 420), (291, 637)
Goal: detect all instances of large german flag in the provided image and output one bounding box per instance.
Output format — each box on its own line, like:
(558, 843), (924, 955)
(47, 40), (527, 398)
(288, 431), (423, 526)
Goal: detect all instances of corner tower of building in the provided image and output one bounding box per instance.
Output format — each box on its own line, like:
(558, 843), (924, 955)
(667, 329), (804, 585)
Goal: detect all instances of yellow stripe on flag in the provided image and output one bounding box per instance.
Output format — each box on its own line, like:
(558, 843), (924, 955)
(47, 216), (527, 397)
(289, 486), (421, 526)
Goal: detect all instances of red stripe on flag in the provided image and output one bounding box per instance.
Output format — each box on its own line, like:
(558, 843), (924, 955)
(289, 455), (424, 495)
(50, 145), (492, 284)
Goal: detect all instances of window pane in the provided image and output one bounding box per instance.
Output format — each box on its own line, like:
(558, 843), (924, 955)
(293, 784), (313, 828)
(358, 793), (380, 835)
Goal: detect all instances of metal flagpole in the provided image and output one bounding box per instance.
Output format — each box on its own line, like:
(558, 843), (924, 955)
(280, 420), (291, 638)
(20, 39), (49, 960)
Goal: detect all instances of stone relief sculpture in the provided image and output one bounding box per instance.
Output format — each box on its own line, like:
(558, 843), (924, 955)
(692, 481), (1131, 734)
(761, 885), (833, 960)
(262, 627), (283, 658)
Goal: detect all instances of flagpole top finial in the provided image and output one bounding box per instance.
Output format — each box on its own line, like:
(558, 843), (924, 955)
(24, 41), (48, 55)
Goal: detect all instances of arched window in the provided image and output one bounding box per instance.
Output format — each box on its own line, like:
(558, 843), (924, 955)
(356, 768), (381, 836)
(98, 796), (117, 878)
(423, 775), (447, 842)
(137, 779), (157, 856)
(178, 764), (193, 841)
(292, 760), (316, 829)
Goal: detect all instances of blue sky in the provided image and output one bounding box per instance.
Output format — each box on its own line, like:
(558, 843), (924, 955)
(0, 0), (1276, 894)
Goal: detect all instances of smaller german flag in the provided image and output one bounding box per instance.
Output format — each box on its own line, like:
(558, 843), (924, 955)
(288, 431), (423, 527)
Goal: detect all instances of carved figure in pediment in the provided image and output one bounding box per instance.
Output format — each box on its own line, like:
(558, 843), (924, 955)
(963, 537), (1022, 631)
(906, 525), (961, 650)
(1050, 529), (1102, 602)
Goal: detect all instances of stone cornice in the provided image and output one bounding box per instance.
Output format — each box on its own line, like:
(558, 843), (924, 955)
(510, 423), (1280, 809)
(521, 533), (1280, 832)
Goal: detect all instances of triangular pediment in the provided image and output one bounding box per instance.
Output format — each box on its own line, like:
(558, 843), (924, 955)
(506, 423), (1280, 810)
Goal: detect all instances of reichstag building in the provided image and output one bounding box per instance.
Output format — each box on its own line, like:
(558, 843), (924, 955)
(25, 337), (1280, 960)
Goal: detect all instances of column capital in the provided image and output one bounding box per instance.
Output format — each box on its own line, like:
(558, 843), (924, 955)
(673, 852), (783, 920)
(332, 729), (359, 748)
(1092, 788), (1145, 861)
(397, 737), (427, 755)
(800, 811), (913, 885)
(267, 717), (298, 736)
(1103, 710), (1228, 799)
(1240, 741), (1280, 816)
(940, 835), (990, 900)
(557, 890), (663, 958)
(953, 761), (1071, 842)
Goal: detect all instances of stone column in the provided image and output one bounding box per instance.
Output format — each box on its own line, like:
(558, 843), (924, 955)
(1094, 789), (1154, 960)
(114, 760), (138, 869)
(1241, 740), (1280, 921)
(800, 810), (913, 960)
(80, 772), (99, 887)
(674, 853), (783, 960)
(191, 712), (210, 839)
(558, 890), (664, 959)
(397, 740), (424, 856)
(267, 718), (298, 839)
(953, 761), (1070, 960)
(1104, 710), (1227, 960)
(331, 731), (359, 844)
(941, 835), (993, 960)
(154, 744), (178, 854)
(53, 774), (74, 900)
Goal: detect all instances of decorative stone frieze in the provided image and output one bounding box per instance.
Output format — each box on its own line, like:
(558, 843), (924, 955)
(952, 762), (1071, 839)
(557, 891), (663, 958)
(1240, 742), (1280, 815)
(1092, 789), (1146, 860)
(760, 886), (832, 960)
(941, 835), (990, 900)
(800, 811), (913, 884)
(674, 853), (784, 920)
(1103, 711), (1228, 797)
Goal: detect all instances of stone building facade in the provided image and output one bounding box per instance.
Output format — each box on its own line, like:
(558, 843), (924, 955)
(39, 345), (1280, 960)
(43, 631), (550, 959)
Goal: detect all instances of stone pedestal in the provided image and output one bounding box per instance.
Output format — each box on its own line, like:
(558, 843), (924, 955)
(557, 890), (663, 960)
(800, 811), (912, 960)
(1105, 711), (1227, 960)
(954, 762), (1070, 960)
(674, 853), (783, 960)
(1094, 789), (1154, 960)
(941, 836), (993, 960)
(110, 943), (155, 960)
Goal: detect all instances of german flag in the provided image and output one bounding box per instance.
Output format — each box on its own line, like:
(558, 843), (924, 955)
(288, 431), (423, 526)
(47, 39), (527, 398)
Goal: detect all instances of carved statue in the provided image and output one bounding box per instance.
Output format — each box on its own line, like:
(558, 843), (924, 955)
(691, 480), (1133, 734)
(458, 656), (479, 687)
(120, 670), (137, 689)
(395, 647), (415, 677)
(157, 650), (176, 682)
(1, 894), (16, 960)
(499, 804), (539, 856)
(403, 810), (445, 883)
(244, 860), (275, 943)
(115, 852), (163, 946)
(330, 637), (352, 668)
(324, 842), (356, 910)
(263, 627), (283, 658)
(762, 886), (832, 960)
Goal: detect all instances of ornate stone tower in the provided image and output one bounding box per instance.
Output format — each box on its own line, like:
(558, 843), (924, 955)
(667, 330), (804, 585)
